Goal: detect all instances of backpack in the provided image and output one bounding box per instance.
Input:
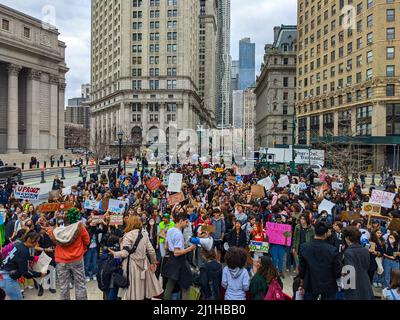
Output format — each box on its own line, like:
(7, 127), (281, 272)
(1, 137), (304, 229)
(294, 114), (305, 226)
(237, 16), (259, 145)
(97, 254), (119, 292)
(264, 278), (291, 301)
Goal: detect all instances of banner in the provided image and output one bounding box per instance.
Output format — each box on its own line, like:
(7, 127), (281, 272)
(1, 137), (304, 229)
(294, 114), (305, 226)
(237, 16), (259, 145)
(38, 203), (74, 213)
(146, 177), (161, 192)
(369, 190), (395, 208)
(361, 203), (381, 215)
(291, 184), (300, 196)
(108, 199), (126, 214)
(251, 185), (265, 199)
(167, 173), (183, 193)
(14, 186), (41, 200)
(258, 177), (274, 191)
(84, 200), (100, 211)
(278, 175), (290, 188)
(318, 199), (336, 215)
(249, 241), (270, 253)
(110, 214), (124, 226)
(167, 192), (184, 206)
(265, 222), (292, 246)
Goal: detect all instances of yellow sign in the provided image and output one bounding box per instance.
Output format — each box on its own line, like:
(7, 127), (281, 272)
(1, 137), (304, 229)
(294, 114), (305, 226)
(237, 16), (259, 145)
(216, 168), (224, 173)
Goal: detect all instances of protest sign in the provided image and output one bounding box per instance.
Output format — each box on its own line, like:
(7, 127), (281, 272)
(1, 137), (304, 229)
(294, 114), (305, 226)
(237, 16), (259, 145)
(291, 184), (300, 196)
(369, 190), (395, 208)
(388, 218), (400, 232)
(62, 186), (72, 196)
(32, 252), (52, 274)
(249, 241), (270, 253)
(201, 225), (216, 234)
(278, 175), (290, 188)
(361, 188), (370, 195)
(38, 203), (74, 213)
(167, 173), (183, 193)
(258, 177), (274, 191)
(84, 200), (100, 211)
(251, 185), (265, 199)
(146, 177), (161, 192)
(216, 168), (224, 173)
(14, 186), (41, 201)
(48, 190), (61, 201)
(203, 168), (214, 176)
(91, 215), (105, 224)
(331, 182), (343, 191)
(341, 211), (361, 222)
(265, 223), (292, 246)
(101, 198), (109, 212)
(361, 203), (381, 215)
(110, 214), (124, 226)
(108, 199), (126, 214)
(318, 199), (336, 215)
(167, 192), (184, 206)
(299, 182), (307, 190)
(227, 176), (236, 184)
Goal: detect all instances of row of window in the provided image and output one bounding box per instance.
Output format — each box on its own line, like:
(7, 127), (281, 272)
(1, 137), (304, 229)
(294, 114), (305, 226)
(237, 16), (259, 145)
(131, 55), (177, 65)
(133, 0), (178, 7)
(132, 79), (177, 90)
(1, 19), (31, 38)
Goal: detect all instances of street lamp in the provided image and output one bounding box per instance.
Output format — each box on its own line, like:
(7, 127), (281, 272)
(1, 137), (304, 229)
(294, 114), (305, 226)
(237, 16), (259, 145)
(197, 123), (204, 158)
(117, 131), (123, 174)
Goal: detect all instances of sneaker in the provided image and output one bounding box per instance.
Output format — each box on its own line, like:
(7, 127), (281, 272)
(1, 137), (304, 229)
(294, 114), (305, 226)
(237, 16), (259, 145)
(86, 277), (91, 283)
(92, 275), (97, 281)
(38, 286), (44, 297)
(378, 283), (383, 288)
(49, 289), (57, 294)
(373, 282), (378, 287)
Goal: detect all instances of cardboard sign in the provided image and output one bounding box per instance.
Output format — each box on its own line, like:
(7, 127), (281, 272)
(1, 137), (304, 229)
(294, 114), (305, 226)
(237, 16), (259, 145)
(278, 175), (290, 188)
(84, 200), (100, 211)
(48, 190), (61, 201)
(331, 182), (343, 191)
(249, 241), (270, 253)
(388, 218), (400, 232)
(291, 184), (300, 196)
(341, 211), (361, 222)
(14, 186), (41, 201)
(38, 202), (74, 213)
(203, 169), (214, 176)
(227, 176), (236, 184)
(265, 222), (292, 246)
(91, 215), (105, 224)
(108, 199), (126, 214)
(146, 177), (162, 192)
(318, 199), (336, 215)
(32, 252), (52, 274)
(216, 168), (224, 173)
(167, 173), (183, 193)
(167, 192), (184, 206)
(361, 203), (381, 215)
(258, 177), (274, 191)
(110, 214), (124, 226)
(369, 190), (396, 208)
(200, 225), (216, 234)
(251, 185), (265, 199)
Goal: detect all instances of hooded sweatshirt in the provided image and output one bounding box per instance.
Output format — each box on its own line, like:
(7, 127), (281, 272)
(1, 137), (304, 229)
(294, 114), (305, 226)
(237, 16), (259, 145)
(48, 222), (90, 264)
(221, 266), (250, 300)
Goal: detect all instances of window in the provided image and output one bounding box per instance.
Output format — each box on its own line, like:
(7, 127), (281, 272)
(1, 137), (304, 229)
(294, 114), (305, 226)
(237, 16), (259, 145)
(386, 103), (400, 136)
(132, 80), (142, 90)
(131, 114), (141, 122)
(167, 68), (176, 76)
(387, 47), (395, 59)
(357, 20), (362, 33)
(387, 84), (395, 96)
(367, 0), (373, 9)
(387, 28), (395, 40)
(132, 33), (142, 41)
(367, 14), (373, 28)
(366, 68), (373, 80)
(366, 87), (373, 99)
(167, 32), (177, 40)
(167, 80), (177, 89)
(387, 65), (395, 77)
(357, 37), (362, 49)
(283, 121), (288, 131)
(283, 58), (289, 65)
(1, 19), (9, 31)
(356, 72), (362, 83)
(357, 3), (363, 14)
(133, 11), (143, 18)
(168, 0), (177, 6)
(131, 103), (142, 112)
(133, 0), (142, 6)
(23, 27), (30, 38)
(132, 68), (142, 76)
(283, 77), (289, 87)
(387, 9), (395, 22)
(347, 42), (352, 54)
(283, 103), (288, 115)
(150, 0), (160, 6)
(367, 50), (373, 64)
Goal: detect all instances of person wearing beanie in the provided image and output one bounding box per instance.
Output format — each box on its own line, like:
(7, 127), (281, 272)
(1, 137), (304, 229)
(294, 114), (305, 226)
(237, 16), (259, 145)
(48, 208), (90, 300)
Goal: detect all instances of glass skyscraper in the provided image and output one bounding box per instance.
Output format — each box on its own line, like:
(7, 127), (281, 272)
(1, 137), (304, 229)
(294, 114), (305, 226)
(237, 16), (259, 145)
(238, 37), (255, 90)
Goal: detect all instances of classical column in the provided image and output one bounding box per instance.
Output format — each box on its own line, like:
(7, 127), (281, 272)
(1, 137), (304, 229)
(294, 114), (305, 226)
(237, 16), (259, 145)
(49, 75), (59, 150)
(159, 103), (166, 132)
(333, 111), (339, 136)
(58, 82), (66, 150)
(177, 103), (183, 130)
(183, 100), (189, 130)
(7, 64), (22, 154)
(105, 111), (109, 145)
(319, 114), (324, 137)
(142, 103), (148, 141)
(110, 109), (114, 142)
(26, 69), (41, 153)
(124, 103), (130, 135)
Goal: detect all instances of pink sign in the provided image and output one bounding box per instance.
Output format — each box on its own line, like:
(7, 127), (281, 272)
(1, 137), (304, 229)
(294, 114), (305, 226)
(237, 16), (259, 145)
(265, 222), (292, 246)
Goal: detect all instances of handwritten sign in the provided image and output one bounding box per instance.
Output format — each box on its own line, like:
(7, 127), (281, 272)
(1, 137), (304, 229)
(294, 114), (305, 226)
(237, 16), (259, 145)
(369, 190), (395, 208)
(361, 203), (381, 215)
(265, 222), (292, 246)
(216, 168), (224, 173)
(62, 186), (72, 196)
(318, 199), (336, 215)
(167, 192), (184, 206)
(291, 184), (300, 196)
(32, 252), (52, 274)
(251, 185), (265, 199)
(249, 241), (270, 253)
(38, 203), (74, 213)
(200, 225), (216, 234)
(278, 175), (290, 188)
(108, 199), (126, 214)
(14, 186), (41, 200)
(258, 177), (274, 191)
(167, 173), (183, 193)
(110, 214), (124, 226)
(91, 215), (105, 224)
(84, 200), (100, 211)
(146, 177), (161, 192)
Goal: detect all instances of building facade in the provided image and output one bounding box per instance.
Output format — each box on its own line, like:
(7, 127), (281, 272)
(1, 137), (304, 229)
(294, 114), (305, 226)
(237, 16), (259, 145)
(0, 4), (68, 156)
(243, 87), (256, 154)
(231, 59), (239, 91)
(232, 90), (243, 128)
(238, 37), (255, 90)
(296, 0), (400, 169)
(81, 83), (91, 99)
(65, 97), (90, 128)
(90, 0), (214, 156)
(255, 25), (297, 149)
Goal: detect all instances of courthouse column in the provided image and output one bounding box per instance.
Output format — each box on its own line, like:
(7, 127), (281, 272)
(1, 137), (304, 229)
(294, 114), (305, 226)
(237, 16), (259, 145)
(26, 69), (42, 153)
(7, 64), (22, 154)
(58, 82), (66, 150)
(159, 103), (166, 133)
(49, 75), (59, 150)
(142, 103), (148, 141)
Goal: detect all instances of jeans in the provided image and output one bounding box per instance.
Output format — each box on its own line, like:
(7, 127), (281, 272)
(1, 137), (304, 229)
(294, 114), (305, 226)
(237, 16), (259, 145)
(84, 247), (98, 278)
(0, 273), (23, 300)
(270, 244), (286, 273)
(304, 292), (336, 300)
(373, 272), (385, 286)
(285, 246), (296, 271)
(383, 258), (400, 288)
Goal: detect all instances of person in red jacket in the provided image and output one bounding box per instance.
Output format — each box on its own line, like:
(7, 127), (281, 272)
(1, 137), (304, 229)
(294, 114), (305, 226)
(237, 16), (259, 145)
(48, 208), (90, 300)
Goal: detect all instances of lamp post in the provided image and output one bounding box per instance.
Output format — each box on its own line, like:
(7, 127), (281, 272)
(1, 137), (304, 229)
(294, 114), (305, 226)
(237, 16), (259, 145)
(117, 131), (123, 174)
(197, 123), (204, 158)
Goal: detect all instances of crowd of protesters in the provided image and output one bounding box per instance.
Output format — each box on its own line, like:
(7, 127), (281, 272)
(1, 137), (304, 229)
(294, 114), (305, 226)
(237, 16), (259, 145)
(0, 156), (399, 301)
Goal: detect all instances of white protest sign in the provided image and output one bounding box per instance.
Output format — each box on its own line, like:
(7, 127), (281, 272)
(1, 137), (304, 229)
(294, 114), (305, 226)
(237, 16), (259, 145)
(331, 182), (343, 191)
(84, 200), (100, 210)
(291, 184), (300, 196)
(369, 190), (395, 209)
(203, 168), (215, 176)
(14, 186), (41, 201)
(108, 199), (127, 214)
(62, 186), (72, 196)
(299, 182), (307, 190)
(167, 173), (183, 193)
(318, 199), (336, 215)
(258, 177), (274, 191)
(32, 252), (52, 274)
(278, 175), (290, 188)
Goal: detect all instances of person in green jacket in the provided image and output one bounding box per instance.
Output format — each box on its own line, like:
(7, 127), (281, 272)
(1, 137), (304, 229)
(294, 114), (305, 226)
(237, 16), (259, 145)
(292, 213), (315, 270)
(250, 256), (283, 300)
(158, 214), (175, 257)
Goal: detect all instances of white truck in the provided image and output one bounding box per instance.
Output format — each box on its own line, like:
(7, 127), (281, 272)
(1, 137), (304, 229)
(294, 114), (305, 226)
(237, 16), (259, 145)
(258, 147), (325, 166)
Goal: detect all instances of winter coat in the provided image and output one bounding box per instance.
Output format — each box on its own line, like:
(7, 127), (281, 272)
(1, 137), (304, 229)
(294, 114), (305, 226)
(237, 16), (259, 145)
(221, 266), (250, 300)
(292, 224), (315, 252)
(227, 228), (248, 248)
(199, 260), (222, 300)
(343, 244), (375, 300)
(113, 229), (163, 300)
(250, 274), (283, 300)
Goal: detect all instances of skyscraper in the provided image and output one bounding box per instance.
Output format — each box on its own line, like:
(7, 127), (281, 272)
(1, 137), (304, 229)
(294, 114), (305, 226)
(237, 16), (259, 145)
(231, 59), (239, 91)
(238, 37), (255, 90)
(90, 0), (214, 156)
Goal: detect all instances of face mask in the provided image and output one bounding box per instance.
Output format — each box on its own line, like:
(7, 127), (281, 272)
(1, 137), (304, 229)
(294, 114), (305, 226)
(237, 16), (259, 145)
(11, 208), (15, 212)
(389, 238), (396, 245)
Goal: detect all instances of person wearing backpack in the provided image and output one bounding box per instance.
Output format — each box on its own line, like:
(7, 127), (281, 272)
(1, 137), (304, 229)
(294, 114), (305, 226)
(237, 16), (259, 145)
(221, 247), (250, 300)
(250, 256), (283, 300)
(199, 249), (222, 300)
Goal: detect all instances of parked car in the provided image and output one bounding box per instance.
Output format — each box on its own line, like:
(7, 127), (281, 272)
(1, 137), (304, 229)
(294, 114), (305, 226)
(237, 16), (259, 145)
(0, 166), (22, 184)
(99, 156), (120, 165)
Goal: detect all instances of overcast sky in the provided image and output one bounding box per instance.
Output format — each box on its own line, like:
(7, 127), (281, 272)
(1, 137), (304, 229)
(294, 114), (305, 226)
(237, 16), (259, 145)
(1, 0), (297, 102)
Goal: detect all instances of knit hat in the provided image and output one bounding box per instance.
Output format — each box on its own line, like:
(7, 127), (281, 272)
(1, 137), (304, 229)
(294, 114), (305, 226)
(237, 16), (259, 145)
(66, 208), (81, 224)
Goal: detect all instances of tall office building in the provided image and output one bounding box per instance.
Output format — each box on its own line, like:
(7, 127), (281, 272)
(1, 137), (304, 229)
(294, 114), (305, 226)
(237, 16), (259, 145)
(90, 0), (214, 155)
(216, 0), (232, 128)
(296, 0), (400, 169)
(231, 59), (239, 91)
(238, 37), (255, 90)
